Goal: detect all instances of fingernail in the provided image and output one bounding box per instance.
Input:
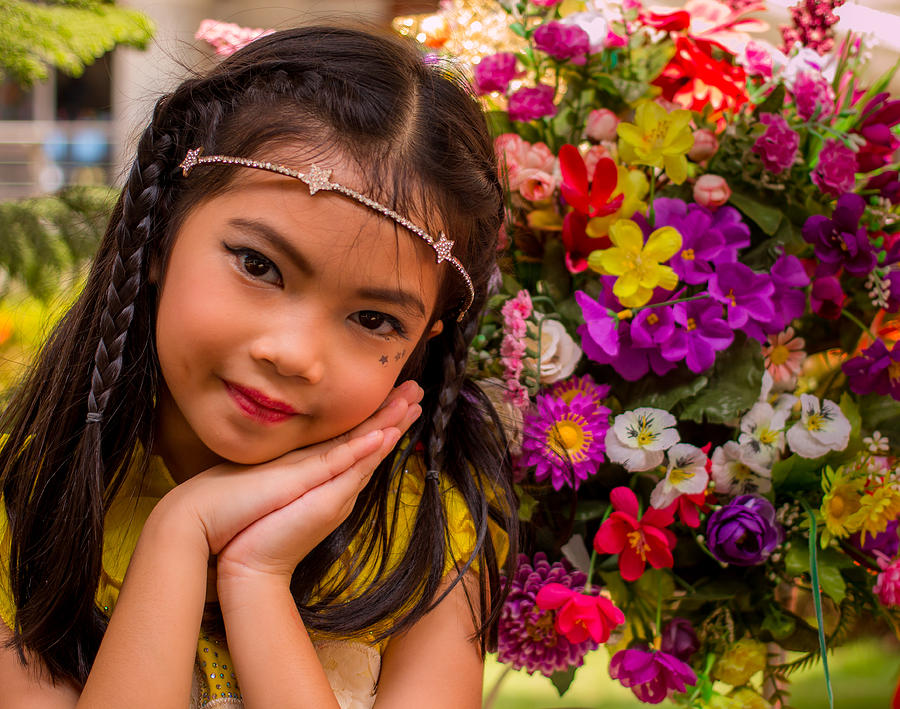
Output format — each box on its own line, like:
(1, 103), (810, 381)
(364, 430), (383, 442)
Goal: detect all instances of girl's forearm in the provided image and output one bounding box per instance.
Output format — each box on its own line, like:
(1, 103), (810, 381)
(77, 502), (209, 708)
(217, 575), (341, 709)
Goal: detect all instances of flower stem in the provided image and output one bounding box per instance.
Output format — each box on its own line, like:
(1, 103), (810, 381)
(584, 549), (598, 593)
(648, 168), (657, 227)
(482, 664), (513, 709)
(840, 308), (878, 342)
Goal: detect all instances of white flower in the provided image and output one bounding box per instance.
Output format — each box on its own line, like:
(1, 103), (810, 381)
(711, 441), (772, 495)
(560, 533), (592, 574)
(528, 318), (582, 385)
(786, 394), (851, 459)
(605, 407), (680, 472)
(738, 402), (789, 466)
(864, 431), (890, 454)
(561, 12), (609, 53)
(650, 443), (709, 509)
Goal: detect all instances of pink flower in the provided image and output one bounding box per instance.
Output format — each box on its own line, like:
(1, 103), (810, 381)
(688, 129), (719, 162)
(610, 647), (697, 704)
(585, 108), (619, 142)
(535, 583), (625, 644)
(195, 19), (274, 57)
(693, 174), (731, 209)
(517, 168), (557, 202)
(582, 144), (613, 184)
(474, 53), (518, 94)
(752, 113), (799, 174)
(742, 39), (775, 78)
(812, 139), (857, 197)
(531, 0), (561, 6)
(508, 85), (558, 122)
(501, 291), (534, 408)
(874, 554), (900, 608)
(534, 21), (591, 63)
(494, 135), (558, 200)
(762, 327), (806, 383)
(793, 70), (835, 121)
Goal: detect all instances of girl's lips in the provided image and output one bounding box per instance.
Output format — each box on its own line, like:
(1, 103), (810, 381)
(224, 381), (298, 423)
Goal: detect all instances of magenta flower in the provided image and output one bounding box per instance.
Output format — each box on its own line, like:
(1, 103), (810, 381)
(766, 253), (810, 331)
(752, 113), (800, 174)
(809, 275), (845, 319)
(575, 288), (621, 359)
(867, 170), (900, 205)
(709, 262), (775, 332)
(793, 70), (834, 121)
(653, 198), (725, 285)
(631, 305), (676, 349)
(812, 139), (857, 197)
(842, 340), (900, 400)
(780, 0), (843, 55)
(874, 554), (900, 608)
(855, 92), (900, 173)
(534, 21), (590, 63)
(520, 391), (610, 490)
(662, 299), (734, 373)
(497, 553), (598, 676)
(609, 646), (697, 704)
(474, 53), (517, 94)
(508, 85), (557, 122)
(660, 618), (700, 662)
(535, 583), (625, 644)
(801, 193), (875, 277)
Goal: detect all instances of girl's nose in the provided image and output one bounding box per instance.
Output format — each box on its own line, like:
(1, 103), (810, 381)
(248, 325), (326, 384)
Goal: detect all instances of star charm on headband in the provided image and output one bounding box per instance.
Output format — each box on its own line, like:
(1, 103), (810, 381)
(433, 234), (455, 264)
(303, 164), (334, 195)
(180, 147), (203, 176)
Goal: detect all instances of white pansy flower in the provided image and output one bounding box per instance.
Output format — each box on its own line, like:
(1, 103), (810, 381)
(711, 441), (773, 495)
(739, 402), (789, 466)
(528, 318), (582, 385)
(650, 443), (709, 509)
(786, 394), (851, 459)
(758, 370), (798, 413)
(605, 407), (680, 472)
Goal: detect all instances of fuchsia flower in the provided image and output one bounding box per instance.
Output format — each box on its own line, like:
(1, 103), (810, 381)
(609, 646), (697, 704)
(195, 19), (274, 56)
(508, 85), (558, 122)
(780, 0), (845, 56)
(474, 53), (518, 94)
(793, 70), (834, 121)
(874, 554), (900, 608)
(810, 275), (846, 319)
(534, 21), (591, 63)
(752, 113), (800, 174)
(594, 487), (677, 581)
(812, 139), (857, 197)
(535, 583), (625, 644)
(855, 92), (900, 173)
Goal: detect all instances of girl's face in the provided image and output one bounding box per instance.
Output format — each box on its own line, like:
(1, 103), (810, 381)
(153, 165), (443, 480)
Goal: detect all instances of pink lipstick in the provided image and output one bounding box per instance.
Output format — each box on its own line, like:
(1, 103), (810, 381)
(225, 381), (297, 424)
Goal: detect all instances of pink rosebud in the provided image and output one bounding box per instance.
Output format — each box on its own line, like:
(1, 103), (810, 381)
(535, 583), (625, 644)
(874, 554), (900, 608)
(517, 168), (556, 202)
(582, 144), (612, 184)
(473, 53), (518, 95)
(693, 174), (731, 209)
(585, 108), (619, 142)
(605, 31), (627, 49)
(531, 0), (561, 6)
(688, 129), (718, 162)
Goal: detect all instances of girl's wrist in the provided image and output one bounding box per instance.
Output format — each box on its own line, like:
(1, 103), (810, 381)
(215, 563), (295, 610)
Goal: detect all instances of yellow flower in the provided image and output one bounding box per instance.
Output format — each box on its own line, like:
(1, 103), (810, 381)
(729, 688), (773, 709)
(820, 467), (865, 546)
(712, 638), (767, 686)
(585, 166), (650, 238)
(850, 485), (900, 543)
(588, 219), (681, 307)
(617, 100), (695, 184)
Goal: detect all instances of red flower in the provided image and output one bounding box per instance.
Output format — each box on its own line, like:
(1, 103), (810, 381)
(662, 490), (711, 528)
(560, 211), (611, 273)
(535, 583), (625, 644)
(558, 144), (623, 218)
(640, 9), (691, 32)
(594, 487), (677, 581)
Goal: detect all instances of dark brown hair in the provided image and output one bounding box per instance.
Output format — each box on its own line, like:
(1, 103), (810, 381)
(0, 25), (517, 685)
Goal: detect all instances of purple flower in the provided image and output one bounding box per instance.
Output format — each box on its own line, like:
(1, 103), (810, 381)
(766, 253), (810, 331)
(653, 198), (725, 285)
(867, 170), (900, 205)
(809, 275), (845, 319)
(842, 340), (900, 400)
(709, 262), (775, 333)
(801, 193), (875, 277)
(474, 52), (517, 94)
(508, 85), (557, 122)
(534, 21), (590, 62)
(752, 113), (800, 174)
(793, 70), (834, 121)
(849, 519), (900, 559)
(609, 647), (697, 704)
(706, 495), (783, 566)
(631, 305), (676, 348)
(660, 618), (700, 662)
(708, 205), (751, 262)
(812, 139), (857, 197)
(498, 553), (598, 676)
(576, 288), (621, 358)
(662, 299), (734, 373)
(521, 391), (610, 490)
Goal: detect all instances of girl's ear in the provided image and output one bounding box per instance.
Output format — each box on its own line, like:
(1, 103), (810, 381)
(427, 320), (444, 340)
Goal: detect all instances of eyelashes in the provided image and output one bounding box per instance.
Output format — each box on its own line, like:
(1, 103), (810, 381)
(225, 244), (283, 286)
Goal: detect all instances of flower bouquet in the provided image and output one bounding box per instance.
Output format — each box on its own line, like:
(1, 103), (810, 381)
(395, 1), (900, 706)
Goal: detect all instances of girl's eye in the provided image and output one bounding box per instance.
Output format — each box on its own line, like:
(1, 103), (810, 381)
(225, 245), (282, 285)
(353, 311), (406, 338)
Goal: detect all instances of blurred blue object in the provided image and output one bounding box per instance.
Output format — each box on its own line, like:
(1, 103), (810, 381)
(71, 128), (108, 164)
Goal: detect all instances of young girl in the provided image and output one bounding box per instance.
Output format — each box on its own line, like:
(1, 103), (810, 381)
(0, 26), (517, 708)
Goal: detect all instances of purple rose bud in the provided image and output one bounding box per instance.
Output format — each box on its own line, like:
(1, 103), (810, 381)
(473, 52), (517, 94)
(508, 85), (558, 122)
(660, 618), (699, 662)
(533, 21), (590, 62)
(706, 495), (783, 566)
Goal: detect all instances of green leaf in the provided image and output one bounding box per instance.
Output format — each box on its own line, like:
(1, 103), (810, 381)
(515, 485), (539, 522)
(550, 665), (577, 696)
(626, 374), (708, 411)
(485, 110), (514, 139)
(754, 84), (786, 117)
(762, 604), (797, 640)
(817, 560), (847, 604)
(771, 454), (824, 492)
(728, 191), (783, 236)
(574, 499), (608, 521)
(540, 239), (572, 301)
(785, 543), (810, 577)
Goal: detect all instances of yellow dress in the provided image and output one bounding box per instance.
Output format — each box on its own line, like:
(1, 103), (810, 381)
(0, 450), (507, 708)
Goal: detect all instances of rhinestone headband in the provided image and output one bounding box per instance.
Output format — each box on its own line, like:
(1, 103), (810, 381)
(179, 147), (474, 321)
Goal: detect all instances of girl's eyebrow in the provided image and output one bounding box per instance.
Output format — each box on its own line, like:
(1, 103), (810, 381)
(228, 217), (427, 318)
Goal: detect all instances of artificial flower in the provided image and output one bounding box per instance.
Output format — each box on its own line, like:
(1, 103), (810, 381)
(854, 92), (900, 173)
(849, 519), (900, 560)
(508, 85), (558, 122)
(752, 113), (800, 174)
(738, 401), (788, 466)
(812, 138), (858, 198)
(842, 340), (900, 400)
(605, 408), (681, 471)
(609, 646), (697, 704)
(711, 441), (772, 495)
(550, 374), (610, 409)
(851, 486), (900, 544)
(575, 288), (622, 359)
(584, 167), (650, 239)
(497, 553), (597, 676)
(529, 318), (582, 384)
(820, 466), (864, 545)
(766, 256), (810, 333)
(474, 52), (518, 94)
(660, 617), (700, 662)
(792, 70), (834, 121)
(706, 495), (783, 566)
(650, 443), (710, 509)
(558, 144), (623, 217)
(688, 128), (719, 162)
(617, 100), (694, 185)
(708, 262), (775, 334)
(521, 391), (610, 490)
(663, 490), (711, 528)
(533, 20), (590, 62)
(801, 193), (876, 278)
(589, 219), (682, 307)
(585, 108), (619, 142)
(786, 394), (851, 459)
(874, 553), (900, 608)
(693, 174), (732, 209)
(780, 0), (844, 55)
(594, 486), (677, 581)
(762, 327), (805, 384)
(195, 19), (274, 56)
(809, 275), (846, 319)
(535, 583), (625, 643)
(712, 638), (768, 686)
